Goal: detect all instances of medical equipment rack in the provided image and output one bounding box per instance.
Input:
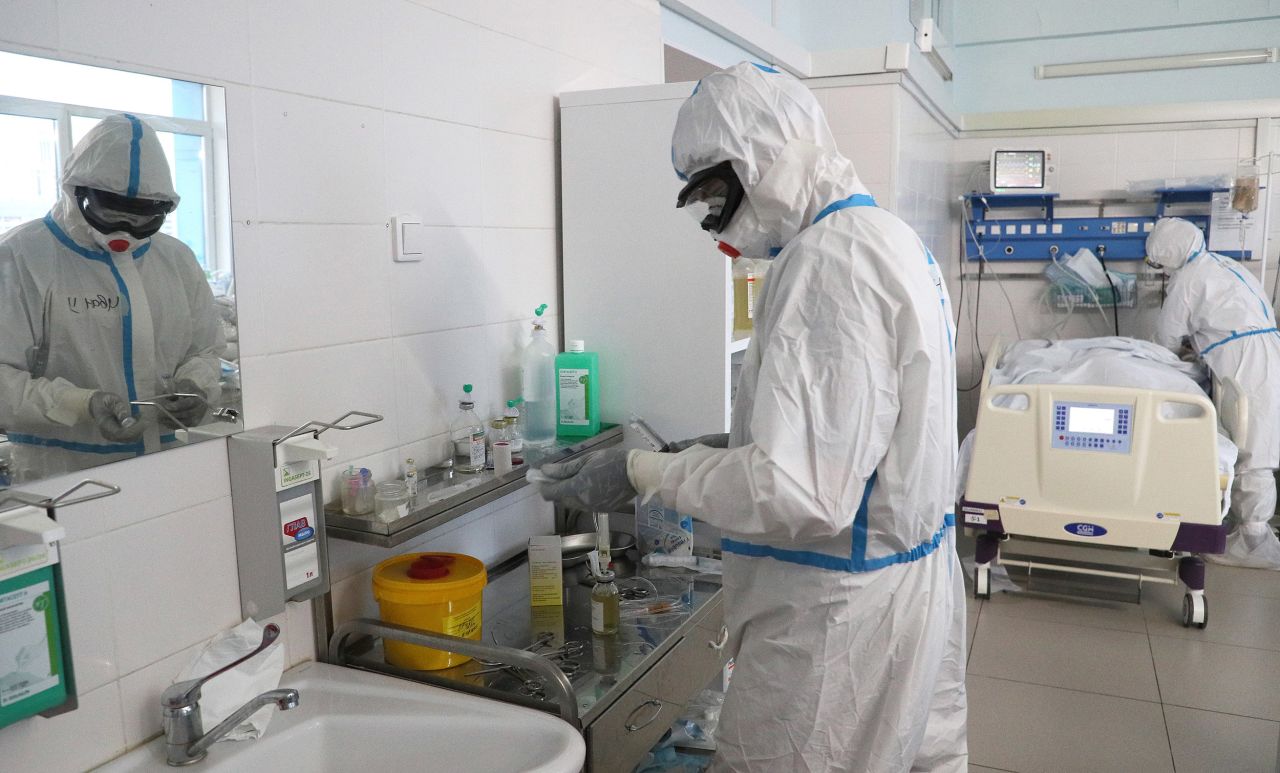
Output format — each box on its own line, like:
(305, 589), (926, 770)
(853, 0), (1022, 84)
(964, 188), (1251, 262)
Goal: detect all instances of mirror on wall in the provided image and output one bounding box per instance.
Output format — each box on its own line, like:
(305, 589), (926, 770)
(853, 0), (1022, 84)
(0, 51), (242, 487)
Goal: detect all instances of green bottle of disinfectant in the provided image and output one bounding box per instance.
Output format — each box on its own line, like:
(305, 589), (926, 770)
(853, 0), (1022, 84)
(556, 339), (601, 438)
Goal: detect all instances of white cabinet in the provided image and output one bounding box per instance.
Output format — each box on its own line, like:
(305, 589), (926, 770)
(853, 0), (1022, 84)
(560, 83), (740, 447)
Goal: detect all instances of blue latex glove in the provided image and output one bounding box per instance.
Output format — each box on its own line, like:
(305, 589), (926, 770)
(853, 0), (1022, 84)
(535, 446), (636, 512)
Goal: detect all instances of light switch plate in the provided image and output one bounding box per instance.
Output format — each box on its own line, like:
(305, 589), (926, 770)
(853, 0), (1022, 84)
(391, 214), (424, 262)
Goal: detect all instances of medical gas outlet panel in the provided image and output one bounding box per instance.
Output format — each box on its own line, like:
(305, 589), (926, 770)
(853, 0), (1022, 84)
(1051, 400), (1133, 454)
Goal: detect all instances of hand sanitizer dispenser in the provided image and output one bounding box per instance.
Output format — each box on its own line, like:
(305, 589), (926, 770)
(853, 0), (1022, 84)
(0, 505), (71, 729)
(228, 412), (381, 619)
(229, 427), (336, 619)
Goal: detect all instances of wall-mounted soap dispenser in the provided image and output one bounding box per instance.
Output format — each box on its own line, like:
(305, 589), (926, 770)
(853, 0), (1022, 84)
(0, 480), (120, 730)
(229, 411), (382, 619)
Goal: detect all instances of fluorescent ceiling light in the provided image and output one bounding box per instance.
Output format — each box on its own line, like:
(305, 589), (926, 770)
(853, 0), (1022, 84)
(1036, 48), (1277, 79)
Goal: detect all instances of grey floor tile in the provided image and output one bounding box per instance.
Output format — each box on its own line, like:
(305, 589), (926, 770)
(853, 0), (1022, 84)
(967, 675), (1173, 773)
(1143, 583), (1280, 652)
(1163, 705), (1279, 773)
(982, 588), (1148, 633)
(1151, 635), (1280, 721)
(1204, 562), (1280, 600)
(968, 614), (1159, 701)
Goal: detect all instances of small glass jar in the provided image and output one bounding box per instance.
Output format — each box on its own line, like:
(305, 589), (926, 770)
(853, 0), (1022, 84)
(341, 468), (374, 516)
(374, 480), (410, 524)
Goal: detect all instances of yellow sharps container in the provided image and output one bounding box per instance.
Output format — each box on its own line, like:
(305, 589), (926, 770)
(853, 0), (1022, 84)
(372, 552), (487, 670)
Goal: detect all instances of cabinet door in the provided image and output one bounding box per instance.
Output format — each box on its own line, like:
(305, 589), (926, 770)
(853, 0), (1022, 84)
(561, 93), (733, 443)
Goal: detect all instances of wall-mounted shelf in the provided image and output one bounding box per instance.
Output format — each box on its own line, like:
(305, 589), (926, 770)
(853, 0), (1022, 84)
(964, 188), (1251, 262)
(324, 425), (623, 548)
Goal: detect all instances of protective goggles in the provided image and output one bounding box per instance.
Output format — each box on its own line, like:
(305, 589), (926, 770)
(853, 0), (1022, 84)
(75, 186), (175, 239)
(676, 161), (745, 234)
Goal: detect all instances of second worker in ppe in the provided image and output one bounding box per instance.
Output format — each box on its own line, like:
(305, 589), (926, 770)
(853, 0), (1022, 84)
(0, 113), (225, 481)
(537, 62), (967, 772)
(1148, 217), (1280, 570)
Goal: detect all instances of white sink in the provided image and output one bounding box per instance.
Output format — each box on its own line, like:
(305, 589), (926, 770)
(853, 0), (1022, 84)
(97, 662), (584, 773)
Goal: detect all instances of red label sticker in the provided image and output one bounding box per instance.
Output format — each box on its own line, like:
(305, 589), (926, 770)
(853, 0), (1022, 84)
(283, 517), (310, 537)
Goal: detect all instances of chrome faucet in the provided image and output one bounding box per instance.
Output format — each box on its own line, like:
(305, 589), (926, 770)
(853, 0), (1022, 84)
(159, 624), (299, 766)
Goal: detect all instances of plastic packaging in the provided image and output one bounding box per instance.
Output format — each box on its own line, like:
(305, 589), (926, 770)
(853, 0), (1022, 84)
(556, 339), (602, 437)
(450, 384), (486, 473)
(1232, 163), (1261, 214)
(521, 305), (557, 446)
(372, 552), (487, 670)
(635, 494), (694, 556)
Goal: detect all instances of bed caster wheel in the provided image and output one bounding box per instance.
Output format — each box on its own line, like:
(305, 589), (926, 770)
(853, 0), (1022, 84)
(975, 564), (992, 600)
(1181, 593), (1207, 629)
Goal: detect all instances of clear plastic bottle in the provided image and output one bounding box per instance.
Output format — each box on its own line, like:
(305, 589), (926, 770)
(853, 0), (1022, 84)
(451, 384), (486, 473)
(521, 305), (557, 446)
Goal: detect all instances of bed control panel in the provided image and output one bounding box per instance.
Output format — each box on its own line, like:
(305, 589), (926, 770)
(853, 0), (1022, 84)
(1051, 400), (1133, 454)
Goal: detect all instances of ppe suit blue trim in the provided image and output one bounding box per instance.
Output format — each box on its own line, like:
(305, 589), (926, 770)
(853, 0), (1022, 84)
(8, 432), (143, 455)
(1185, 247), (1203, 264)
(850, 471), (878, 566)
(132, 241), (151, 259)
(672, 146), (688, 182)
(1211, 253), (1272, 320)
(720, 512), (956, 573)
(768, 247), (782, 257)
(812, 194), (877, 224)
(42, 215), (140, 405)
(1200, 327), (1280, 356)
(751, 63), (780, 73)
(124, 113), (143, 198)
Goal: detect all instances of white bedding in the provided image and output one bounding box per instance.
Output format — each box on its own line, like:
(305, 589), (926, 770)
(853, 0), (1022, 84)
(958, 337), (1238, 511)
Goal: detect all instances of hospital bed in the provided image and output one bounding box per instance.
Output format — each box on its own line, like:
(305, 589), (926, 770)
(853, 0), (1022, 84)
(958, 340), (1245, 628)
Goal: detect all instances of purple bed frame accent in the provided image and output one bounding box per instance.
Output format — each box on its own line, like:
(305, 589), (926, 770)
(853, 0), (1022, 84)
(1170, 522), (1229, 554)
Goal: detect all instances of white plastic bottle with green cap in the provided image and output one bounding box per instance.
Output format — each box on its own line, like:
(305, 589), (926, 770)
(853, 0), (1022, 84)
(451, 384), (486, 473)
(521, 304), (558, 446)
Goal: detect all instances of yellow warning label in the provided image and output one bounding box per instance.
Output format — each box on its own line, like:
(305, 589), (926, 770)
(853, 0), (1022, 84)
(442, 603), (481, 639)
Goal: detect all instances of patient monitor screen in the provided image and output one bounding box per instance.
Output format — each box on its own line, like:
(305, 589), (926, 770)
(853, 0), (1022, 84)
(1068, 407), (1115, 435)
(991, 150), (1047, 190)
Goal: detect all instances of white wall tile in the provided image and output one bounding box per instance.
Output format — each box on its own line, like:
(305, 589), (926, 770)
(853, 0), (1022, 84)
(1174, 157), (1238, 179)
(0, 682), (125, 773)
(20, 440), (231, 544)
(384, 113), (484, 227)
(481, 228), (559, 325)
(393, 328), (498, 445)
(59, 538), (120, 693)
(251, 90), (386, 225)
(56, 0), (252, 83)
(477, 30), (568, 139)
(1058, 163), (1119, 197)
(833, 132), (894, 185)
(380, 1), (485, 126)
(1116, 159), (1177, 189)
(1116, 131), (1178, 163)
(116, 641), (204, 748)
(107, 498), (242, 674)
(1051, 133), (1118, 167)
(1176, 128), (1244, 161)
(249, 341), (402, 467)
(248, 0), (385, 107)
(389, 227), (488, 337)
(0, 0), (58, 49)
(480, 131), (557, 228)
(243, 224), (393, 354)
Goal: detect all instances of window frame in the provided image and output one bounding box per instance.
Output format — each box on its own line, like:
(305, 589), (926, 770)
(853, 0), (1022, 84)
(0, 91), (231, 276)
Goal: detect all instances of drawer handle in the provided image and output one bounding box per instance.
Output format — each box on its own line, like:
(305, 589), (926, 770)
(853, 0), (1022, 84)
(625, 699), (664, 732)
(709, 625), (728, 651)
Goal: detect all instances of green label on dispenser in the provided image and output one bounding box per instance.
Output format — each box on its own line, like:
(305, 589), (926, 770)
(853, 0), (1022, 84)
(0, 579), (60, 708)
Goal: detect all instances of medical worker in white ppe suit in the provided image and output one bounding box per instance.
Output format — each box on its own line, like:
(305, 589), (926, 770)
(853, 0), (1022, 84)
(537, 62), (967, 772)
(0, 113), (224, 481)
(1147, 217), (1280, 570)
